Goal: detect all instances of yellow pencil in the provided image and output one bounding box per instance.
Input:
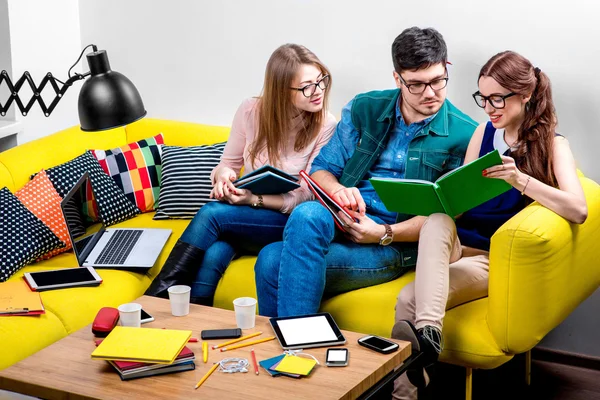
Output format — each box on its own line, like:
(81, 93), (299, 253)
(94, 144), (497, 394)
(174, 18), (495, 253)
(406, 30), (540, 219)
(194, 363), (219, 389)
(211, 331), (262, 350)
(220, 336), (276, 352)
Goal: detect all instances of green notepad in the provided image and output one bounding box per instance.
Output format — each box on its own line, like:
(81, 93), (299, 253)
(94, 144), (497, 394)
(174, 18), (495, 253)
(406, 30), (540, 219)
(370, 150), (512, 217)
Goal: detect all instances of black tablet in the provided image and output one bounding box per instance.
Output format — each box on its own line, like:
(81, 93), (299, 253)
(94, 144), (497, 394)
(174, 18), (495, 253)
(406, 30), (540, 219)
(269, 312), (346, 350)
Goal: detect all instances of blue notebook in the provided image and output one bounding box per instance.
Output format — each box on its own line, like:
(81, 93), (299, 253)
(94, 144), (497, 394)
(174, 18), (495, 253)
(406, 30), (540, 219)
(233, 165), (300, 195)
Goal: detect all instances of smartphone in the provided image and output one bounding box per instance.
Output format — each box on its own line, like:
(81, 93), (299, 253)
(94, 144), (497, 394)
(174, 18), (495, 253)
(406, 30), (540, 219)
(200, 328), (242, 340)
(23, 267), (102, 291)
(140, 309), (154, 324)
(326, 348), (349, 367)
(357, 335), (399, 354)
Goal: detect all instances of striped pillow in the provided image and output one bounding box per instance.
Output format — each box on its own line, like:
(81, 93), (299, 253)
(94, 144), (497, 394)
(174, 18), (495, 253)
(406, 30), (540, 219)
(153, 143), (226, 219)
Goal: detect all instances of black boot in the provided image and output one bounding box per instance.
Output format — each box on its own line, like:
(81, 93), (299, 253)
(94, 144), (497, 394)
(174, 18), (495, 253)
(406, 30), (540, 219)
(191, 296), (213, 306)
(145, 240), (205, 299)
(391, 320), (442, 388)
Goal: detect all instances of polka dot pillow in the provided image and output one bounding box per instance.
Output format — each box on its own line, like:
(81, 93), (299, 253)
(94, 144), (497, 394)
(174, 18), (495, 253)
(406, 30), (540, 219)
(15, 170), (72, 260)
(42, 151), (140, 226)
(0, 188), (64, 282)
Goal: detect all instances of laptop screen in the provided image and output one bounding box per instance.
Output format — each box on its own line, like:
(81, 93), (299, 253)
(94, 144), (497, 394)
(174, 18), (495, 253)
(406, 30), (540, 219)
(60, 173), (104, 265)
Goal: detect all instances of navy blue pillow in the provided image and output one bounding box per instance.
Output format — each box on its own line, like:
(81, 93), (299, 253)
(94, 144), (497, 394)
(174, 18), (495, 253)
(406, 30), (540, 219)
(0, 188), (64, 282)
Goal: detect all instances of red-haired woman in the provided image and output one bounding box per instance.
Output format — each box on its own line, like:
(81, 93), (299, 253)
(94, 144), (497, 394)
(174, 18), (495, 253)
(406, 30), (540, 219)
(146, 44), (336, 304)
(392, 51), (588, 399)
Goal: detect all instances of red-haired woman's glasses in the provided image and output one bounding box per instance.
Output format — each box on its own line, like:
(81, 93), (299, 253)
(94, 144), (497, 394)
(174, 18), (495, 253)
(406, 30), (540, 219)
(291, 75), (330, 98)
(472, 91), (517, 109)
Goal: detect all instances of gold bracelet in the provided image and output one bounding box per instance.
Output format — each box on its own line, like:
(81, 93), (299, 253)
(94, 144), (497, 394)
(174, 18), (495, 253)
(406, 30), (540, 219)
(521, 176), (531, 195)
(252, 194), (264, 207)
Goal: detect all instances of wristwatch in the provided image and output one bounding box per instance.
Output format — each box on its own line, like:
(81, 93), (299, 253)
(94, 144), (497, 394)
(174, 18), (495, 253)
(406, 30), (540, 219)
(379, 224), (394, 246)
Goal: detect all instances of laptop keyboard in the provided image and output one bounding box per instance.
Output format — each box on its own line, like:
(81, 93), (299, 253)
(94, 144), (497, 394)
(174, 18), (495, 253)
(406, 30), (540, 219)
(96, 230), (143, 265)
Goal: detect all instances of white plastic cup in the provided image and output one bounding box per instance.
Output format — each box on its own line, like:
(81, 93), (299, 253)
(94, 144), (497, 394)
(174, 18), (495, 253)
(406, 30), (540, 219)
(118, 303), (142, 327)
(168, 285), (191, 316)
(233, 297), (257, 329)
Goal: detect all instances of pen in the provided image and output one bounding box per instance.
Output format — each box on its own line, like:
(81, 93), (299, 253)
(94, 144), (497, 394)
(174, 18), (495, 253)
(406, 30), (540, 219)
(220, 336), (276, 352)
(211, 331), (262, 350)
(188, 338), (199, 343)
(251, 348), (259, 375)
(203, 341), (208, 363)
(194, 363), (219, 389)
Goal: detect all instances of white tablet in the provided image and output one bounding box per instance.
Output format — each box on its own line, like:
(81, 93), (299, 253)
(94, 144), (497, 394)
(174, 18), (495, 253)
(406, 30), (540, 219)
(24, 267), (102, 291)
(269, 312), (346, 350)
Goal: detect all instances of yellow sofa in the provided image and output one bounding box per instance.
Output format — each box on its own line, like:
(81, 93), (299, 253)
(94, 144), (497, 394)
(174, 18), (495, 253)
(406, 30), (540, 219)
(1, 118), (599, 396)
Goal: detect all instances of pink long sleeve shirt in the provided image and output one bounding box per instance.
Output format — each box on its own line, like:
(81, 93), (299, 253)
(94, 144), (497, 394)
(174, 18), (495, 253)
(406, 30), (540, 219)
(211, 98), (337, 214)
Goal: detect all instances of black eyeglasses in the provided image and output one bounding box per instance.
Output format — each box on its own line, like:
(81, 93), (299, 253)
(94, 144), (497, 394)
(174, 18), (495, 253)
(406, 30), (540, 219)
(398, 73), (449, 94)
(472, 91), (518, 109)
(291, 75), (330, 98)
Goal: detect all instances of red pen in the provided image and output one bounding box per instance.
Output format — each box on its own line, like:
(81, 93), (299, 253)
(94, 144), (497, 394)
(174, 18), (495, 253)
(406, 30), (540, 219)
(251, 348), (259, 375)
(188, 338), (199, 343)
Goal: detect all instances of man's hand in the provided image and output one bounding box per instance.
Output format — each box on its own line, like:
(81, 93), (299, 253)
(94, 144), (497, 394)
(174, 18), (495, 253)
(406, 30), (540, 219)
(332, 186), (366, 215)
(339, 210), (387, 244)
(210, 167), (237, 199)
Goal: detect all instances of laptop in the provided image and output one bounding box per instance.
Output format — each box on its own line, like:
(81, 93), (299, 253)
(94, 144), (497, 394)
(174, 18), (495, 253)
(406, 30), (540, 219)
(60, 172), (172, 270)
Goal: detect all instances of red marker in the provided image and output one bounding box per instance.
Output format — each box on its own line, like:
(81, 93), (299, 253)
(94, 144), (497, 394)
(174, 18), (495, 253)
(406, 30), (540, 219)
(251, 348), (259, 375)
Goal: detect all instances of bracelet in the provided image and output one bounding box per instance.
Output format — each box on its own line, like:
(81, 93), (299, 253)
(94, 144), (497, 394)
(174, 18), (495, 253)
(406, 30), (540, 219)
(521, 176), (531, 195)
(252, 194), (264, 207)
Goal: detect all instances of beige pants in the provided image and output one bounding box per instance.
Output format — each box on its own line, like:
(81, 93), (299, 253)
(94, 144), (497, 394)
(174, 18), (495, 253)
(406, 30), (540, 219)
(392, 214), (490, 400)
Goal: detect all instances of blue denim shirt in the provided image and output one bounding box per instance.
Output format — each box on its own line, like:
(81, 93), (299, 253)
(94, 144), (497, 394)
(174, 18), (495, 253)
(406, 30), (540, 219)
(311, 98), (434, 225)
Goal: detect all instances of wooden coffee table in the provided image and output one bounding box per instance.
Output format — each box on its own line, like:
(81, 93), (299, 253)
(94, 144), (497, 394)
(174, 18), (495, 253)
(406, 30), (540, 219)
(0, 296), (414, 399)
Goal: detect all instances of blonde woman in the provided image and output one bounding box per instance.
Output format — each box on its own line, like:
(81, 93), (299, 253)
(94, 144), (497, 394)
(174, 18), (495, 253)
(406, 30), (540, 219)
(147, 44), (336, 304)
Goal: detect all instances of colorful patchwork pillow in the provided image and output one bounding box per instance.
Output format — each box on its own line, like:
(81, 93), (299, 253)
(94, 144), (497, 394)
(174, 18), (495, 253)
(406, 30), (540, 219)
(42, 151), (140, 226)
(15, 170), (73, 260)
(90, 134), (164, 213)
(0, 188), (64, 282)
(153, 143), (226, 219)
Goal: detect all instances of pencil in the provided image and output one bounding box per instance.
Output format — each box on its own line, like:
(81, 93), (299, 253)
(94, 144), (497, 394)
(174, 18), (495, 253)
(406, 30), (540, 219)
(203, 341), (208, 363)
(220, 336), (276, 352)
(211, 331), (262, 350)
(194, 363), (219, 389)
(250, 348), (259, 375)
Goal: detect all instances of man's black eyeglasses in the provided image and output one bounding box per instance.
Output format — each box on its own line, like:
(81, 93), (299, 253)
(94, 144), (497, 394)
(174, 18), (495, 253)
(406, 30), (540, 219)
(472, 91), (518, 109)
(291, 75), (330, 98)
(398, 73), (449, 95)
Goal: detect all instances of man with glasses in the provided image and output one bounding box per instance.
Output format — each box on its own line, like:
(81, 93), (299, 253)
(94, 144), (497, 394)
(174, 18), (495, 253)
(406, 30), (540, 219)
(255, 27), (477, 322)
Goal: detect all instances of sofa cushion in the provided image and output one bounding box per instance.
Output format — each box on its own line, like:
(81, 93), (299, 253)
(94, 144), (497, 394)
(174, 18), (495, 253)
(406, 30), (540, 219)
(15, 170), (73, 260)
(0, 188), (64, 282)
(90, 134), (165, 213)
(43, 151), (140, 226)
(153, 143), (226, 219)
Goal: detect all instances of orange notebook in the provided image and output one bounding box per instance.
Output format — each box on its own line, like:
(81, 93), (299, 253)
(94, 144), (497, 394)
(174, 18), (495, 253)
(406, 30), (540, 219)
(0, 280), (45, 316)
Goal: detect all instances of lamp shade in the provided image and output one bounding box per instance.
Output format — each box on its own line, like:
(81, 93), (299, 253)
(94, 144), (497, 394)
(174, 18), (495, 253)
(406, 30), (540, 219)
(78, 50), (146, 132)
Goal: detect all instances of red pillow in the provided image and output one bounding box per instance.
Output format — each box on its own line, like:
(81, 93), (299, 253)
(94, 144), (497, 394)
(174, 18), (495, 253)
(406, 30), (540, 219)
(15, 170), (71, 259)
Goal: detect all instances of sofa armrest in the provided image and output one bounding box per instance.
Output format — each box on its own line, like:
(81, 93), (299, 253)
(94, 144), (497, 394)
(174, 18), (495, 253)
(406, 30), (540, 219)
(487, 176), (600, 354)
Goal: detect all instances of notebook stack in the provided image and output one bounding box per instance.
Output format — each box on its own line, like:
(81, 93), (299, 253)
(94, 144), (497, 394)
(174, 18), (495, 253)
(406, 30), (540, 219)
(259, 354), (318, 378)
(92, 326), (195, 381)
(0, 280), (45, 316)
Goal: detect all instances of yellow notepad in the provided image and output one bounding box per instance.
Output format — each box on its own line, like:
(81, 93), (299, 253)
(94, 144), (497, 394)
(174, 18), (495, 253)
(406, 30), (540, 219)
(0, 280), (44, 314)
(91, 326), (192, 364)
(274, 355), (317, 376)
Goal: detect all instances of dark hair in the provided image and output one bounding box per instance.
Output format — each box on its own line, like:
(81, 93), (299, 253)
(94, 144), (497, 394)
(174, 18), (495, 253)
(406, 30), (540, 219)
(479, 51), (557, 188)
(391, 27), (447, 73)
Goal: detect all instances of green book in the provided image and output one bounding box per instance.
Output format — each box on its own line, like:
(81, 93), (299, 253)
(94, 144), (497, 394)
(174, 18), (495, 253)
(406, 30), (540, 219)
(370, 150), (512, 217)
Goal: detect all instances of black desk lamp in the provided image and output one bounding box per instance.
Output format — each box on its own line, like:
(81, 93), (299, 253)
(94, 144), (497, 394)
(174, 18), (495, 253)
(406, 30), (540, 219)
(0, 44), (146, 131)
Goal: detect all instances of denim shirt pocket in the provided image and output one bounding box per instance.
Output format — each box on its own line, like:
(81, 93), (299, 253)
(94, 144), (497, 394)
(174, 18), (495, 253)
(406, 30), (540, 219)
(421, 152), (462, 181)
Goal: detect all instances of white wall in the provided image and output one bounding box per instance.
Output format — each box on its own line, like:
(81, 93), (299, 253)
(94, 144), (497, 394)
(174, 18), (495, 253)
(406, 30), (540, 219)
(1, 0), (81, 144)
(78, 0), (600, 181)
(0, 0), (14, 120)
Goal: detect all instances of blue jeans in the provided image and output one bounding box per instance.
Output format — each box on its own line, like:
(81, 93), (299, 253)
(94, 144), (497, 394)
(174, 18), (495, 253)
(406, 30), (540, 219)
(254, 201), (413, 317)
(179, 201), (289, 298)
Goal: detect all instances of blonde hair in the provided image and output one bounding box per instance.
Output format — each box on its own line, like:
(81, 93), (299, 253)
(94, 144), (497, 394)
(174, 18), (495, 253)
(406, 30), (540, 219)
(248, 44), (331, 168)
